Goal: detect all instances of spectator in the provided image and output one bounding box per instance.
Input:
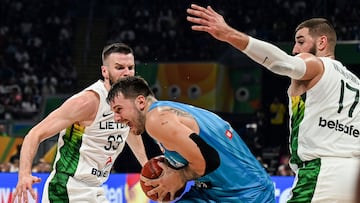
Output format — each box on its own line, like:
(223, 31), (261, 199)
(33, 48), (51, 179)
(0, 162), (11, 172)
(20, 93), (38, 118)
(32, 158), (52, 173)
(9, 155), (20, 172)
(268, 96), (287, 149)
(0, 124), (8, 136)
(276, 155), (294, 176)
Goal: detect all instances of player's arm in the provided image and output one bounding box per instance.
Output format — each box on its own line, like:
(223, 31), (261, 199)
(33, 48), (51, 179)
(126, 132), (148, 167)
(144, 108), (219, 200)
(186, 4), (323, 81)
(147, 108), (220, 178)
(146, 110), (204, 178)
(12, 90), (99, 203)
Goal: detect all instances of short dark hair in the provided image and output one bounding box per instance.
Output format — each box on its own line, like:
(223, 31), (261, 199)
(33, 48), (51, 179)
(295, 18), (337, 52)
(101, 42), (134, 63)
(106, 76), (154, 104)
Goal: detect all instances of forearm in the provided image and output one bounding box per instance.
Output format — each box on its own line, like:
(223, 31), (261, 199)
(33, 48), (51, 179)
(127, 134), (148, 167)
(18, 134), (40, 177)
(223, 27), (306, 79)
(179, 165), (202, 182)
(223, 27), (250, 51)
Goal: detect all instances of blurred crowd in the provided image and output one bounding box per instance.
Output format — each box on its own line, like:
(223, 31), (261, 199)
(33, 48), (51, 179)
(0, 144), (52, 173)
(0, 0), (76, 120)
(105, 0), (360, 63)
(1, 0), (360, 175)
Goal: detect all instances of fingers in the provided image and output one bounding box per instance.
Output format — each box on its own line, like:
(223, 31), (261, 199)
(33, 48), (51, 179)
(141, 175), (159, 187)
(12, 190), (26, 203)
(187, 4), (208, 18)
(12, 176), (41, 203)
(14, 189), (37, 203)
(23, 191), (29, 203)
(147, 187), (171, 202)
(157, 161), (167, 170)
(190, 4), (203, 10)
(33, 177), (41, 184)
(21, 185), (30, 203)
(139, 174), (152, 182)
(186, 4), (214, 32)
(158, 191), (171, 202)
(29, 187), (37, 200)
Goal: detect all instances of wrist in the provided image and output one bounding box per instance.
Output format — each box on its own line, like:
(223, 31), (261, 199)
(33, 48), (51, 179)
(226, 29), (250, 51)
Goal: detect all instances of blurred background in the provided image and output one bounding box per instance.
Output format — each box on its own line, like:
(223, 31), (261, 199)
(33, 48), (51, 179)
(0, 0), (359, 178)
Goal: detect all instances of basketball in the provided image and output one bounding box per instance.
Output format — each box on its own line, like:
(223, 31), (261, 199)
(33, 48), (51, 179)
(140, 155), (185, 201)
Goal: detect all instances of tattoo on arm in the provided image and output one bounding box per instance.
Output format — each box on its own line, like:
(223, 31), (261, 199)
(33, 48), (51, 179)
(162, 107), (193, 118)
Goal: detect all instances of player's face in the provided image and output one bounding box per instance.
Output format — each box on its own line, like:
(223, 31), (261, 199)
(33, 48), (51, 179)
(110, 93), (146, 135)
(292, 27), (317, 56)
(104, 53), (135, 85)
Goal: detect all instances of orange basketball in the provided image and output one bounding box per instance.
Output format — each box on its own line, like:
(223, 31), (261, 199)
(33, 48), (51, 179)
(140, 156), (185, 201)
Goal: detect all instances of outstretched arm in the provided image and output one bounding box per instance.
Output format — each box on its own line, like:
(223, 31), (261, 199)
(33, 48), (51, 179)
(12, 91), (99, 203)
(186, 4), (323, 81)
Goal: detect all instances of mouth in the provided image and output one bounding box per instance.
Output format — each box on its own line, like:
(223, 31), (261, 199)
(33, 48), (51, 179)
(127, 121), (132, 129)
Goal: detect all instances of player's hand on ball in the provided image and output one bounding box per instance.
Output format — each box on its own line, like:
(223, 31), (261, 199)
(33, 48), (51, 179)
(140, 156), (186, 202)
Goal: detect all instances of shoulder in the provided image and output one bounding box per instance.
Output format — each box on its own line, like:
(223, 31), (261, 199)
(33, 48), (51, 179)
(296, 53), (324, 81)
(146, 106), (169, 124)
(65, 90), (100, 110)
(297, 53), (324, 69)
(145, 106), (179, 132)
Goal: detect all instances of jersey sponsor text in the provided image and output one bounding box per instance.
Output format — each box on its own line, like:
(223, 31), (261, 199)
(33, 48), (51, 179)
(318, 116), (359, 138)
(99, 121), (127, 129)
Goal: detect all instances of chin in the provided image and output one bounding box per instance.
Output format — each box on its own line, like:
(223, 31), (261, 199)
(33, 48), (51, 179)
(131, 128), (141, 135)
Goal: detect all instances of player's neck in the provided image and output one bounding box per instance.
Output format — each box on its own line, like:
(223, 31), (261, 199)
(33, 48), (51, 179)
(144, 96), (157, 112)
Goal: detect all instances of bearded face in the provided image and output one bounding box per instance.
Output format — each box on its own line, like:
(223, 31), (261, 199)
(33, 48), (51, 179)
(132, 108), (146, 135)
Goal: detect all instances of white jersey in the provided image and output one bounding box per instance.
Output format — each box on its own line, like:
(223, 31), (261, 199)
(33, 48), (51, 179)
(287, 57), (360, 202)
(43, 80), (129, 202)
(288, 57), (360, 164)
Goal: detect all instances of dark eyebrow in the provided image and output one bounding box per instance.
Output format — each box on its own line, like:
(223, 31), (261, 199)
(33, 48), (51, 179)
(295, 35), (305, 40)
(114, 63), (135, 67)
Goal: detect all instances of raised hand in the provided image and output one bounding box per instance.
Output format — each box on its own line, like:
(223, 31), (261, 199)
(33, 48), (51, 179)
(186, 4), (234, 42)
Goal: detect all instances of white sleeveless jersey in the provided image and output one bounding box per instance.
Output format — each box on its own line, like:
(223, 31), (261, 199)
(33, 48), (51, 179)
(50, 80), (129, 186)
(288, 57), (360, 166)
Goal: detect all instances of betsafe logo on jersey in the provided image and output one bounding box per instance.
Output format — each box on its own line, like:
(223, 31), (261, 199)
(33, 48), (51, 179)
(318, 116), (359, 138)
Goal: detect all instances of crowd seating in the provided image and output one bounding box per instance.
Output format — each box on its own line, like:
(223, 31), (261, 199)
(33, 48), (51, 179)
(105, 0), (360, 63)
(0, 0), (76, 120)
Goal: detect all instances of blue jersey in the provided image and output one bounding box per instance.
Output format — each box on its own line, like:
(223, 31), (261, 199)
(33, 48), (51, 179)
(149, 101), (275, 203)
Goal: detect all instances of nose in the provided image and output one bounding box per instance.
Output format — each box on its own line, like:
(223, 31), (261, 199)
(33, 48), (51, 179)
(122, 67), (132, 77)
(292, 45), (299, 56)
(114, 113), (123, 123)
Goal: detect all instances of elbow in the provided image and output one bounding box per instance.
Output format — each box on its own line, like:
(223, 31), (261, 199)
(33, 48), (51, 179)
(189, 133), (220, 176)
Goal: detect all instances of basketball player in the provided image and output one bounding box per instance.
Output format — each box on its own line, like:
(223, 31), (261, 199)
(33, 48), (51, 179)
(186, 4), (360, 202)
(106, 76), (275, 202)
(11, 43), (148, 203)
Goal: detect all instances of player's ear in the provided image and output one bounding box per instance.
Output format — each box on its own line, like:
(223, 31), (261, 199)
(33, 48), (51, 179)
(101, 65), (109, 80)
(136, 95), (146, 110)
(317, 35), (327, 51)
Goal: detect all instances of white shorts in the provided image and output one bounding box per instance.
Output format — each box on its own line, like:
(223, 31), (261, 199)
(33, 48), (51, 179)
(289, 157), (359, 203)
(42, 173), (108, 203)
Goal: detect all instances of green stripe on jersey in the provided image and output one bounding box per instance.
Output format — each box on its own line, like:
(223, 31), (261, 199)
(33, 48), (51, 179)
(287, 158), (321, 202)
(289, 94), (306, 166)
(48, 124), (84, 202)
